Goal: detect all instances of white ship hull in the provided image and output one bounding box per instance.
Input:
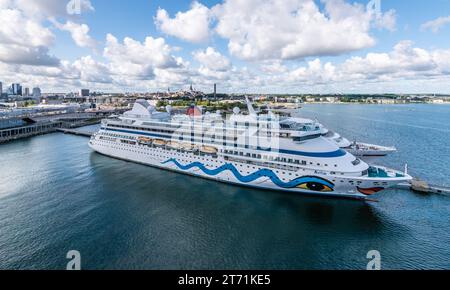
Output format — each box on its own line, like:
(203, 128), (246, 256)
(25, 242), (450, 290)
(89, 135), (407, 200)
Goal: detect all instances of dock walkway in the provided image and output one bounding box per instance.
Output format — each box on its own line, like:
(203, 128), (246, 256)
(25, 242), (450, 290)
(397, 179), (450, 197)
(57, 128), (94, 137)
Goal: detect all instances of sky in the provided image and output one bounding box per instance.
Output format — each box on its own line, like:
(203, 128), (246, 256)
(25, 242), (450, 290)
(1, 0), (450, 94)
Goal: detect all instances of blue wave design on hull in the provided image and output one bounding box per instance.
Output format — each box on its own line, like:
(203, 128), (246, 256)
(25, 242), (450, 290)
(162, 159), (334, 190)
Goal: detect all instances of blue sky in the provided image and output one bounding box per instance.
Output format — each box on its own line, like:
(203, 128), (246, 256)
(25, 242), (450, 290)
(1, 0), (450, 93)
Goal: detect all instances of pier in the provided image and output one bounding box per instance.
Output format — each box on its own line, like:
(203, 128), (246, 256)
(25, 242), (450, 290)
(56, 128), (94, 137)
(0, 121), (63, 143)
(0, 109), (125, 144)
(397, 180), (450, 197)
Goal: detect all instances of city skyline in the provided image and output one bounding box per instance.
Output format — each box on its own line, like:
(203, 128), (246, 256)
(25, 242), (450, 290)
(1, 0), (450, 94)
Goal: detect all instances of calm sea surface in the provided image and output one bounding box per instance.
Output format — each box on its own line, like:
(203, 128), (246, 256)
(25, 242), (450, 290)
(0, 104), (449, 269)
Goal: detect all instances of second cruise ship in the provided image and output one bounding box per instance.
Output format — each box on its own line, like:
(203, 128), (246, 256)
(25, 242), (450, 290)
(89, 100), (412, 199)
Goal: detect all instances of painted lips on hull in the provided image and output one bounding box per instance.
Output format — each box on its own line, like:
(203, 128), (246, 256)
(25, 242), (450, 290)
(357, 187), (385, 195)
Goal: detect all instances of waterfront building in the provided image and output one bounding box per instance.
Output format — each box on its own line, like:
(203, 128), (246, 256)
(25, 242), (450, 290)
(32, 87), (41, 98)
(12, 83), (22, 96)
(79, 89), (90, 97)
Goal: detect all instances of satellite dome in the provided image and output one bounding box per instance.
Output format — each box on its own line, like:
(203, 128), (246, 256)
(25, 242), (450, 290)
(233, 107), (240, 115)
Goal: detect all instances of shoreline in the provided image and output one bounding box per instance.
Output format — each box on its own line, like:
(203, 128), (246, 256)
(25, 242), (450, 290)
(300, 102), (450, 105)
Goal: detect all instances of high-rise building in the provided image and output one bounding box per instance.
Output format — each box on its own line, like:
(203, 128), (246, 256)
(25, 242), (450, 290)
(79, 89), (90, 97)
(32, 87), (41, 98)
(12, 83), (22, 96)
(0, 81), (3, 96)
(24, 87), (30, 97)
(214, 83), (217, 99)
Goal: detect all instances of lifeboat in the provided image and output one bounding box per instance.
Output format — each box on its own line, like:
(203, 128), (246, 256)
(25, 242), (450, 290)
(181, 143), (195, 152)
(200, 146), (218, 154)
(153, 139), (167, 147)
(166, 141), (181, 149)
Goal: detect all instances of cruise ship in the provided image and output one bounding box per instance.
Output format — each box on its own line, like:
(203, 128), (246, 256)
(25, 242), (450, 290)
(89, 100), (412, 199)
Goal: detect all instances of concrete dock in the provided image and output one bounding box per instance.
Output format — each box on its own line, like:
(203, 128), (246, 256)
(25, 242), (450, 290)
(0, 121), (63, 143)
(397, 179), (450, 197)
(0, 109), (127, 144)
(56, 128), (94, 137)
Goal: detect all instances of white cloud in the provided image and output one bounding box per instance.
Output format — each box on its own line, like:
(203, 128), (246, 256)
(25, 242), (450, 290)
(259, 60), (288, 74)
(72, 56), (112, 83)
(0, 0), (97, 67)
(421, 16), (450, 33)
(0, 7), (58, 66)
(263, 41), (450, 92)
(0, 8), (54, 47)
(15, 0), (94, 19)
(212, 0), (396, 61)
(341, 41), (437, 77)
(103, 34), (182, 80)
(193, 47), (231, 71)
(155, 1), (211, 43)
(287, 59), (337, 84)
(193, 47), (232, 81)
(0, 45), (59, 66)
(53, 21), (97, 50)
(3, 38), (450, 94)
(2, 0), (450, 94)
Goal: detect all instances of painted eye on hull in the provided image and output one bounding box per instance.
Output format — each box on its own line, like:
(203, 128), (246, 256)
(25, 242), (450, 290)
(298, 182), (333, 192)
